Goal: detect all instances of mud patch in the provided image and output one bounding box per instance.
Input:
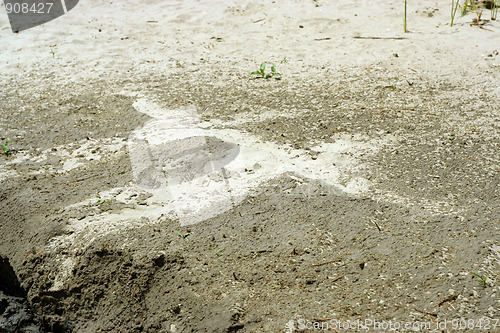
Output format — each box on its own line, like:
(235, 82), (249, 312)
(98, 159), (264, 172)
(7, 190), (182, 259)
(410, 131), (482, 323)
(0, 67), (498, 332)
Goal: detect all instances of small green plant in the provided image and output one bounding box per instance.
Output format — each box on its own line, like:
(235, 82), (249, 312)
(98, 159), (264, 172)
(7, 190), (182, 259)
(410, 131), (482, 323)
(1, 141), (11, 156)
(175, 230), (191, 241)
(280, 56), (288, 64)
(270, 64), (280, 77)
(450, 0), (498, 26)
(461, 0), (479, 16)
(470, 271), (491, 285)
(251, 62), (266, 77)
(251, 62), (281, 79)
(96, 199), (110, 205)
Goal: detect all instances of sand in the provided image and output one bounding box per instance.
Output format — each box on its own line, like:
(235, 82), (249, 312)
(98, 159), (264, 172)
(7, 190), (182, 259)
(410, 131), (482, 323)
(0, 0), (499, 332)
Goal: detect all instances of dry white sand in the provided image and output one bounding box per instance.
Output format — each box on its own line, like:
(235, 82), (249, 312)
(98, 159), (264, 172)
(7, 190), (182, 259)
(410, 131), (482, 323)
(1, 0), (499, 80)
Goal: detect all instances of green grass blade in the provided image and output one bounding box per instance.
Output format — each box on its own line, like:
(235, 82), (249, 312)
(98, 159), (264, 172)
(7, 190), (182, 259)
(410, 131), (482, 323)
(404, 0), (408, 33)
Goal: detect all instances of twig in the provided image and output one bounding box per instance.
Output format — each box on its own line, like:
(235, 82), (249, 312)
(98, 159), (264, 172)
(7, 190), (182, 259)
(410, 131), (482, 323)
(373, 221), (382, 232)
(474, 24), (494, 31)
(253, 18), (265, 23)
(438, 293), (459, 307)
(314, 37), (331, 41)
(310, 259), (342, 267)
(414, 308), (438, 317)
(353, 36), (407, 40)
(331, 275), (343, 283)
